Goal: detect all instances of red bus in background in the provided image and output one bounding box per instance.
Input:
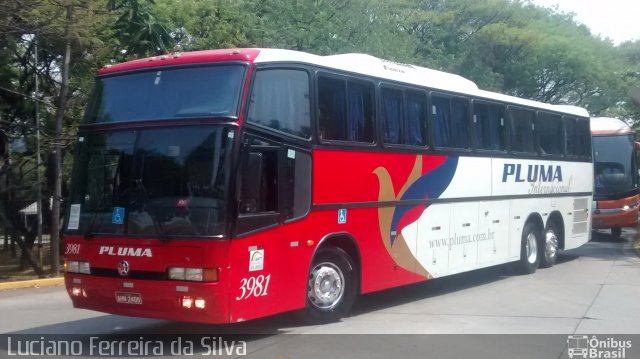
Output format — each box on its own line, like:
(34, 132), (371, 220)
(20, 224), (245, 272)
(64, 49), (593, 324)
(590, 117), (640, 238)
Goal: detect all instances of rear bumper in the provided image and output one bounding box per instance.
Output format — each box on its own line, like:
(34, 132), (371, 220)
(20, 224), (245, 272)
(65, 274), (230, 324)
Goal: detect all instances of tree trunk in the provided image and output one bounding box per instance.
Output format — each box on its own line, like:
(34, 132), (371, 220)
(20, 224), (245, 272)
(50, 2), (73, 276)
(13, 231), (45, 277)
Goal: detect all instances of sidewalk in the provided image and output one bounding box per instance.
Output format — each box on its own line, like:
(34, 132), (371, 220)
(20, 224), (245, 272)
(0, 276), (63, 291)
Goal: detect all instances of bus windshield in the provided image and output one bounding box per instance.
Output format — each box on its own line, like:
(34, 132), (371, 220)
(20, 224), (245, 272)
(85, 65), (245, 123)
(593, 134), (638, 198)
(66, 126), (233, 237)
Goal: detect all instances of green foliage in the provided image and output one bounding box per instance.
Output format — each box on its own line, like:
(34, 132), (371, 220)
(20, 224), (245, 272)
(107, 0), (173, 57)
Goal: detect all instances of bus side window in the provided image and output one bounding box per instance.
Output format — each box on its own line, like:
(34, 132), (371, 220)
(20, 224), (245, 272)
(381, 88), (404, 144)
(564, 116), (578, 156)
(508, 107), (535, 153)
(239, 150), (278, 214)
(431, 94), (469, 149)
(282, 148), (312, 221)
(236, 137), (312, 235)
(431, 95), (452, 148)
(247, 69), (311, 139)
(236, 136), (281, 235)
(473, 101), (505, 151)
(537, 112), (563, 155)
(317, 76), (374, 143)
(405, 91), (428, 146)
(575, 118), (592, 158)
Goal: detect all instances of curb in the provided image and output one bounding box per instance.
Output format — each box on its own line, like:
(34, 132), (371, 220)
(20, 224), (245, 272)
(0, 277), (64, 291)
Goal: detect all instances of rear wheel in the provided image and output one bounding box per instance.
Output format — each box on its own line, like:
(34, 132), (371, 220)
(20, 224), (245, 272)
(303, 247), (358, 323)
(540, 220), (560, 268)
(611, 227), (622, 239)
(517, 222), (541, 274)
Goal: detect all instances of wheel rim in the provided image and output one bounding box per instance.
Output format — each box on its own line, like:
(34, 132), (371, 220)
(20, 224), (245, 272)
(545, 230), (558, 260)
(308, 262), (345, 310)
(526, 233), (538, 264)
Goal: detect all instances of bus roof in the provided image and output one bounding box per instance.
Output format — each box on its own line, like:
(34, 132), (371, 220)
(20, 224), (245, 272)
(590, 117), (634, 135)
(99, 48), (589, 118)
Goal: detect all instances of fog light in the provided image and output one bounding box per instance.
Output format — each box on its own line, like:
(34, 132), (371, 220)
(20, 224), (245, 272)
(194, 298), (206, 309)
(71, 287), (81, 297)
(623, 205), (630, 211)
(181, 296), (193, 309)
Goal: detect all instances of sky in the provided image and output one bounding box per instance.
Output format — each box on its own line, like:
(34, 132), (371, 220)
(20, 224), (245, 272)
(531, 0), (639, 44)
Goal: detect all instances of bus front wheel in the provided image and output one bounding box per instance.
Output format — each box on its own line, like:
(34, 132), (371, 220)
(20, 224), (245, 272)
(518, 222), (541, 274)
(303, 247), (358, 323)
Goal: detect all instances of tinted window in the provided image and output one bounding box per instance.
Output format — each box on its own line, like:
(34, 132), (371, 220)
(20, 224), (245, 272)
(564, 117), (578, 156)
(537, 112), (563, 155)
(283, 149), (312, 220)
(381, 89), (428, 146)
(576, 118), (592, 158)
(406, 92), (428, 146)
(432, 94), (469, 148)
(508, 107), (535, 153)
(66, 126), (231, 237)
(593, 134), (636, 195)
(88, 66), (245, 123)
(247, 69), (311, 138)
(473, 102), (505, 151)
(381, 88), (403, 144)
(318, 76), (374, 142)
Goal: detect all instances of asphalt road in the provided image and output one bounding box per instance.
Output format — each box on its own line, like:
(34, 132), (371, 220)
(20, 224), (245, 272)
(1, 229), (639, 358)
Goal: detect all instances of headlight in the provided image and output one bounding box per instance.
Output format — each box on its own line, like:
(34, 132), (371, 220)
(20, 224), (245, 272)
(79, 262), (91, 274)
(168, 267), (186, 280)
(66, 261), (79, 273)
(65, 260), (90, 274)
(185, 268), (203, 281)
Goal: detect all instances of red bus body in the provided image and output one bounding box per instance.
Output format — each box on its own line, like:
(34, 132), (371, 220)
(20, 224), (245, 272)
(64, 49), (592, 323)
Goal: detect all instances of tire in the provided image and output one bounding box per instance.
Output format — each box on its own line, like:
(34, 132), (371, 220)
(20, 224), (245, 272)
(517, 222), (541, 274)
(539, 220), (560, 268)
(611, 227), (622, 239)
(302, 247), (358, 323)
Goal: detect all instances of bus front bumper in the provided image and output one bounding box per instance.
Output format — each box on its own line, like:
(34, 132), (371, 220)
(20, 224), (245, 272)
(65, 274), (230, 324)
(592, 207), (638, 229)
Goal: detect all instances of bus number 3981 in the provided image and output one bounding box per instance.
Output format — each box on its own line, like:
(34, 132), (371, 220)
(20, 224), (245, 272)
(236, 275), (271, 300)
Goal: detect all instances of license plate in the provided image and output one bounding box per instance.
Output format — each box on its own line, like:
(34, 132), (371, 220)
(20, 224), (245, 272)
(115, 292), (142, 305)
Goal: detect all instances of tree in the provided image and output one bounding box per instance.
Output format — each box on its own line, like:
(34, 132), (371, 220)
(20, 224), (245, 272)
(108, 0), (173, 58)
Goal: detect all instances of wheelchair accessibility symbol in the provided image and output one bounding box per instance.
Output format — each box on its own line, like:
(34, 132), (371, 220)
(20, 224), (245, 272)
(112, 207), (125, 224)
(338, 208), (347, 224)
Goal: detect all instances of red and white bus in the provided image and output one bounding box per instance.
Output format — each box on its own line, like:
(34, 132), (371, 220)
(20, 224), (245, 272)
(590, 117), (639, 237)
(64, 49), (593, 323)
